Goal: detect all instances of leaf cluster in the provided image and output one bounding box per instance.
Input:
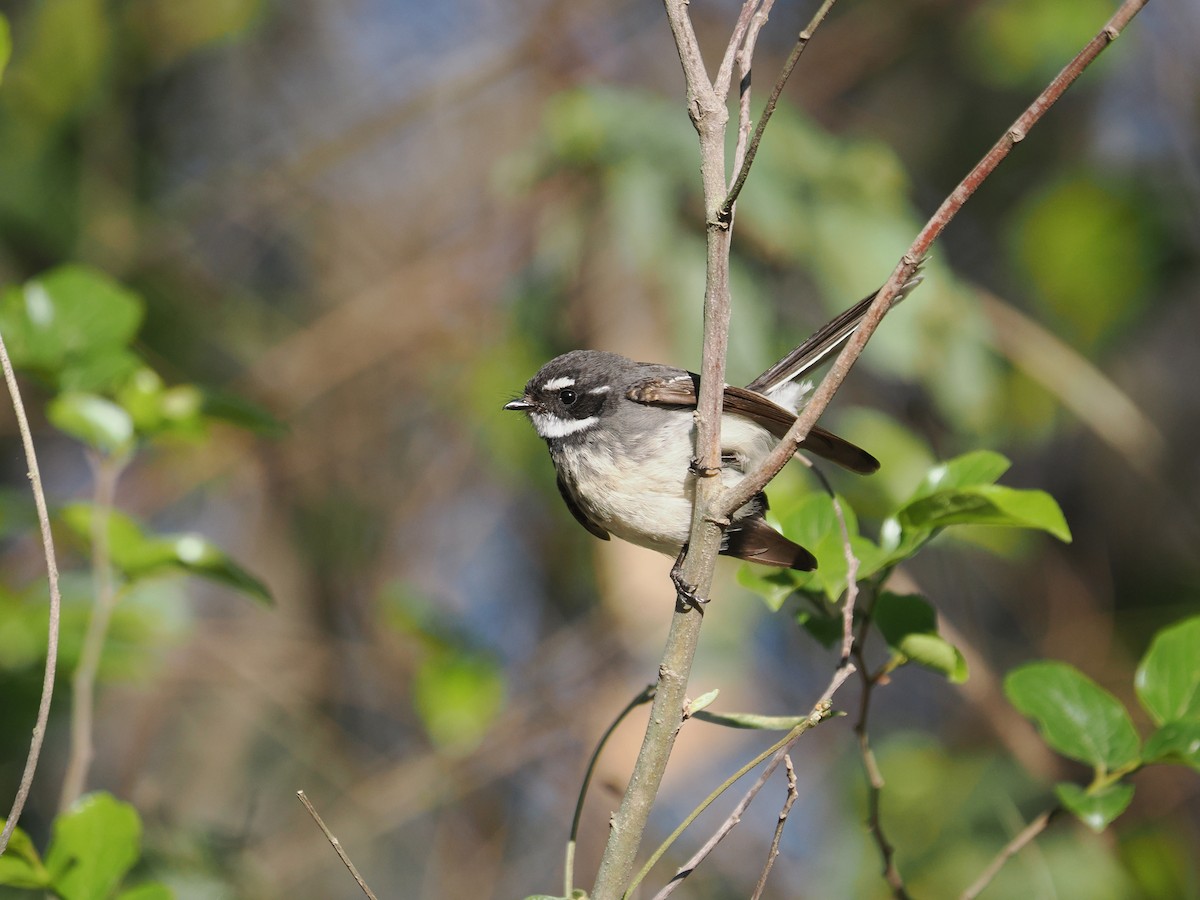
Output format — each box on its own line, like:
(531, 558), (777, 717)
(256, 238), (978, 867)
(741, 449), (1069, 681)
(1006, 617), (1200, 831)
(0, 793), (168, 899)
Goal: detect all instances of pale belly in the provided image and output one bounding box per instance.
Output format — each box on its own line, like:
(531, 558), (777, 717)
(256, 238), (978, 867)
(553, 414), (775, 555)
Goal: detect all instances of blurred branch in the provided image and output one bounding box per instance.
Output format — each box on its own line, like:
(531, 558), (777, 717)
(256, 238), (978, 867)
(296, 790), (379, 900)
(750, 755), (798, 900)
(718, 0), (1150, 519)
(978, 288), (1165, 476)
(0, 332), (64, 855)
(959, 808), (1059, 900)
(60, 452), (128, 811)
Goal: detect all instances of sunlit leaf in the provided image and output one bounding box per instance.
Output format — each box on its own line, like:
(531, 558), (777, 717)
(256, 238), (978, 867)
(1055, 781), (1134, 833)
(47, 392), (134, 453)
(897, 484), (1071, 544)
(1135, 616), (1200, 726)
(909, 450), (1011, 499)
(0, 266), (143, 391)
(45, 793), (141, 900)
(874, 593), (968, 683)
(1141, 721), (1200, 770)
(1005, 662), (1140, 772)
(60, 504), (273, 606)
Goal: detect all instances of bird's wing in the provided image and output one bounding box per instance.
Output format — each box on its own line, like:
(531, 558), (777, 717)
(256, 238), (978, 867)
(557, 474), (610, 540)
(627, 375), (879, 475)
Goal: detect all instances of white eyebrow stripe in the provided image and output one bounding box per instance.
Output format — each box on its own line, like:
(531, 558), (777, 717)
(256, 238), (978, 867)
(588, 385), (611, 394)
(531, 412), (598, 439)
(543, 376), (576, 391)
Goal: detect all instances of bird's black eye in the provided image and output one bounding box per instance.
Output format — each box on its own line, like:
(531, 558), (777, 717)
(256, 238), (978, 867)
(558, 389), (577, 406)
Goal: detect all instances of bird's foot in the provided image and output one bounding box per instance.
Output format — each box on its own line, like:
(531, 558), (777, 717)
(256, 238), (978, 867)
(671, 545), (708, 613)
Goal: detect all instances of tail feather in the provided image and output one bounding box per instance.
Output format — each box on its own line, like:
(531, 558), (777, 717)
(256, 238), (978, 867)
(722, 516), (817, 571)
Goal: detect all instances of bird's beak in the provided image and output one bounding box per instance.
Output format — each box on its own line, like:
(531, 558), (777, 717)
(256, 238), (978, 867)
(503, 398), (534, 412)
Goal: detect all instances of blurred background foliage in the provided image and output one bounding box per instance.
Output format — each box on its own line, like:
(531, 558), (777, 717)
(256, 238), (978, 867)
(0, 0), (1197, 897)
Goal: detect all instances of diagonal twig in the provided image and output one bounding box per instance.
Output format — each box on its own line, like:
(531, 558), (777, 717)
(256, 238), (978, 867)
(959, 808), (1059, 900)
(297, 790), (379, 900)
(717, 0), (1150, 520)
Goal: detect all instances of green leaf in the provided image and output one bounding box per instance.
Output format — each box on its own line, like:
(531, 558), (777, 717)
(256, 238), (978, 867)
(686, 689), (719, 717)
(60, 504), (273, 606)
(1135, 616), (1200, 726)
(873, 593), (968, 683)
(1141, 721), (1200, 770)
(201, 389), (288, 437)
(45, 793), (141, 900)
(0, 266), (143, 391)
(413, 652), (506, 756)
(737, 565), (800, 612)
(898, 484), (1071, 543)
(690, 710), (807, 731)
(0, 822), (52, 888)
(1055, 781), (1134, 833)
(48, 392), (134, 453)
(1005, 662), (1140, 772)
(0, 14), (11, 86)
(794, 601), (843, 648)
(909, 450), (1012, 500)
(777, 491), (885, 600)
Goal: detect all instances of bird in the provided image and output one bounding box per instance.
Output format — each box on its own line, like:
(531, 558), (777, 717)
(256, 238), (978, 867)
(504, 272), (923, 573)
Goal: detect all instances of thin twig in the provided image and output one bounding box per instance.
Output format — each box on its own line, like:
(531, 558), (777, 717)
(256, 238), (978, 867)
(721, 0), (840, 218)
(728, 0), (778, 190)
(645, 698), (839, 900)
(714, 0), (764, 101)
(296, 790), (380, 900)
(853, 588), (909, 900)
(0, 331), (64, 855)
(750, 755), (798, 900)
(59, 452), (127, 811)
(959, 808), (1059, 900)
(645, 602), (860, 898)
(565, 684), (656, 897)
(717, 0), (1150, 520)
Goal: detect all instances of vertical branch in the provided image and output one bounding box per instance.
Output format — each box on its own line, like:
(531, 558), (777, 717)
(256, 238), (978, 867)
(0, 332), (64, 854)
(59, 452), (127, 812)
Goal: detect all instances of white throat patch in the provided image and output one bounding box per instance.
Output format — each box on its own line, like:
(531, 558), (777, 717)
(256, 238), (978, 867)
(532, 411), (598, 439)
